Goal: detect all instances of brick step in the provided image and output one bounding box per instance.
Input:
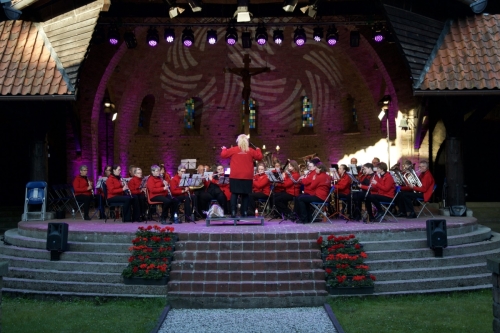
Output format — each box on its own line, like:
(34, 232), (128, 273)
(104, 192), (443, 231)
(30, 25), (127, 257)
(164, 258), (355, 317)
(169, 269), (326, 282)
(0, 254), (126, 273)
(168, 280), (326, 293)
(17, 227), (135, 244)
(8, 267), (122, 283)
(371, 284), (491, 296)
(373, 273), (491, 293)
(366, 248), (500, 270)
(175, 240), (319, 252)
(4, 229), (130, 252)
(174, 249), (320, 261)
(3, 277), (168, 295)
(371, 263), (488, 281)
(168, 290), (328, 298)
(2, 288), (167, 299)
(171, 259), (323, 271)
(0, 244), (129, 262)
(179, 232), (320, 242)
(360, 226), (492, 251)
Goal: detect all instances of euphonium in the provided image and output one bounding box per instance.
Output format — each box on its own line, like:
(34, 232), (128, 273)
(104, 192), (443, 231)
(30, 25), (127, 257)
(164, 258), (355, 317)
(403, 166), (422, 187)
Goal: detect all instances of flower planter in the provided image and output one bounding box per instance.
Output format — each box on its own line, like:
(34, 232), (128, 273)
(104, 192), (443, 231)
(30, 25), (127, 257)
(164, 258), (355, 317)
(123, 276), (169, 285)
(327, 286), (374, 295)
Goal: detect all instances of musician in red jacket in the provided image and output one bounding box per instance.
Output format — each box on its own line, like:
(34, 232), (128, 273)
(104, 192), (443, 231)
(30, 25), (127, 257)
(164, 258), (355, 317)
(365, 162), (395, 222)
(296, 162), (332, 223)
(208, 165), (231, 214)
(248, 163), (270, 215)
(397, 160), (435, 218)
(352, 163), (376, 221)
(336, 164), (352, 216)
(72, 165), (93, 220)
(170, 164), (197, 222)
(220, 134), (263, 217)
(146, 165), (179, 224)
(274, 160), (301, 220)
(128, 167), (146, 222)
(105, 165), (133, 222)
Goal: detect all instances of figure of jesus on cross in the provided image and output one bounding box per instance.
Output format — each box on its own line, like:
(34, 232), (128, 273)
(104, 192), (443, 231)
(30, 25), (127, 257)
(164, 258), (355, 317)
(225, 54), (270, 134)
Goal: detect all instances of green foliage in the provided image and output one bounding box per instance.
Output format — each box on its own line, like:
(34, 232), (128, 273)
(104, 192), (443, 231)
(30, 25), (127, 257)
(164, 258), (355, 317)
(2, 296), (167, 333)
(328, 290), (491, 333)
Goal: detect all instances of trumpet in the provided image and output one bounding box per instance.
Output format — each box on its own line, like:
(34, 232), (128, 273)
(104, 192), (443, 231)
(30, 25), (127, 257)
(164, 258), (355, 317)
(404, 166), (422, 187)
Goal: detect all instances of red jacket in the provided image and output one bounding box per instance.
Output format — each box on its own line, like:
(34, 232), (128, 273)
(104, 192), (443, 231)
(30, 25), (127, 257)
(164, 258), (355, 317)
(272, 170), (285, 193)
(170, 174), (195, 197)
(147, 176), (168, 198)
(220, 147), (263, 180)
(252, 173), (270, 195)
(301, 171), (316, 195)
(336, 173), (351, 196)
(371, 172), (395, 198)
(359, 173), (378, 195)
(73, 175), (92, 196)
(283, 171), (301, 196)
(128, 176), (143, 195)
(106, 175), (125, 199)
(310, 172), (332, 201)
(211, 175), (231, 200)
(401, 170), (435, 202)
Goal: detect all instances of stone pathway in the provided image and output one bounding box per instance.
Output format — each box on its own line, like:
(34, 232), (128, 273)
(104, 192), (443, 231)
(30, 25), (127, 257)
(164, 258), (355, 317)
(159, 307), (338, 333)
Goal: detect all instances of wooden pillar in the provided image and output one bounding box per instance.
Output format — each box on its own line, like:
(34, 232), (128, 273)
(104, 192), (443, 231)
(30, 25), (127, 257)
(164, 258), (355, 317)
(445, 137), (465, 207)
(30, 136), (48, 182)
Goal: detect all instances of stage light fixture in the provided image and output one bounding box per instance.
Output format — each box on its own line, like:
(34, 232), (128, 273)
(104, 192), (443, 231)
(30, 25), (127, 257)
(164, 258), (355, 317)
(166, 0), (185, 18)
(255, 26), (268, 45)
(207, 29), (217, 45)
(313, 26), (323, 42)
(350, 30), (360, 47)
(164, 28), (175, 43)
(294, 27), (306, 46)
(326, 25), (338, 46)
(108, 25), (120, 45)
(234, 0), (252, 22)
(147, 27), (159, 47)
(283, 0), (298, 12)
(182, 27), (194, 47)
(187, 0), (202, 12)
(273, 29), (284, 45)
(300, 0), (320, 18)
(123, 31), (137, 49)
(372, 24), (385, 42)
(242, 31), (252, 48)
(225, 26), (238, 45)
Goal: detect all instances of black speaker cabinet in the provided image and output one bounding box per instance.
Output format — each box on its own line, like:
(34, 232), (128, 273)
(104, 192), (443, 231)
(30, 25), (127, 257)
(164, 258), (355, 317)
(426, 219), (448, 248)
(46, 222), (68, 252)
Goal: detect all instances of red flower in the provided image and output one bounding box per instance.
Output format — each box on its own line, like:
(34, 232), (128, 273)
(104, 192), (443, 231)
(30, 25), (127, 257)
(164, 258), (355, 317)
(349, 234), (355, 239)
(325, 268), (332, 274)
(128, 256), (134, 262)
(132, 267), (139, 273)
(317, 236), (323, 245)
(370, 274), (377, 281)
(360, 252), (368, 258)
(354, 243), (361, 249)
(336, 275), (347, 283)
(146, 225), (153, 230)
(139, 264), (147, 269)
(352, 275), (366, 281)
(327, 235), (335, 241)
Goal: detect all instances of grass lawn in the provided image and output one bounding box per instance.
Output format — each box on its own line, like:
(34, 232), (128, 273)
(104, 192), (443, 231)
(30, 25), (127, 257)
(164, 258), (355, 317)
(328, 289), (492, 333)
(2, 296), (167, 333)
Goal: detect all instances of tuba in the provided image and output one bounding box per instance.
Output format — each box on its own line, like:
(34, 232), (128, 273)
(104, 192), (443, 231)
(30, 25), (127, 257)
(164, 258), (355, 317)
(403, 166), (422, 187)
(263, 151), (273, 168)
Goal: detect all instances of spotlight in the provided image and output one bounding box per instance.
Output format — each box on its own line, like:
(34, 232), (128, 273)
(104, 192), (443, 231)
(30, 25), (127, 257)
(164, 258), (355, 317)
(123, 31), (137, 49)
(147, 27), (159, 47)
(326, 25), (338, 46)
(234, 0), (252, 22)
(350, 30), (360, 47)
(207, 29), (217, 45)
(294, 27), (306, 46)
(273, 29), (284, 45)
(282, 0), (298, 12)
(187, 0), (202, 12)
(255, 26), (268, 45)
(242, 31), (252, 48)
(182, 27), (194, 47)
(166, 0), (185, 18)
(313, 26), (323, 42)
(225, 26), (238, 45)
(300, 0), (320, 18)
(372, 24), (385, 42)
(108, 26), (119, 45)
(164, 28), (175, 43)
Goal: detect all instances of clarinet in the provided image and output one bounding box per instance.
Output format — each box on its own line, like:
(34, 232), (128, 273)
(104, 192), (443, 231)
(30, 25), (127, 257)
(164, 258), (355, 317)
(160, 174), (173, 198)
(364, 174), (375, 200)
(84, 176), (95, 199)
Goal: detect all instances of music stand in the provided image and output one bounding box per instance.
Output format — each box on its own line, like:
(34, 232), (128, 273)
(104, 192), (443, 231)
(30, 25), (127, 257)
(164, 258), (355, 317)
(264, 170), (285, 222)
(344, 172), (361, 223)
(94, 177), (108, 219)
(189, 174), (204, 221)
(328, 169), (349, 221)
(179, 173), (190, 187)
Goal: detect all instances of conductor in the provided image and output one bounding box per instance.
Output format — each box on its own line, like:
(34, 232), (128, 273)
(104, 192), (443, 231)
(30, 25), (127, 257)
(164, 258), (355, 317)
(221, 134), (263, 218)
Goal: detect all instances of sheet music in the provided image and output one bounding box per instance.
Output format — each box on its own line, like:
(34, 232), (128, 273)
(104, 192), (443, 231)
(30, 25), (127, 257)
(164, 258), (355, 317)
(191, 174), (203, 187)
(179, 173), (190, 186)
(349, 164), (358, 175)
(96, 177), (107, 189)
(346, 172), (359, 184)
(139, 176), (149, 189)
(218, 176), (230, 185)
(203, 172), (213, 180)
(265, 170), (283, 183)
(181, 159), (197, 169)
(331, 169), (340, 181)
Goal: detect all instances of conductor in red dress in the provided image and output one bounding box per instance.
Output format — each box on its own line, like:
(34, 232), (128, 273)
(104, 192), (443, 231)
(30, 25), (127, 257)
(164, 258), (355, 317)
(220, 134), (263, 218)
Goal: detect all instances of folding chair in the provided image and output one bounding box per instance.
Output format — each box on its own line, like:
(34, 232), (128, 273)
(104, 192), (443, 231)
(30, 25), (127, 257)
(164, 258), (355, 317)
(101, 183), (125, 223)
(71, 187), (86, 219)
(416, 184), (437, 218)
(145, 188), (162, 223)
(377, 186), (401, 222)
(310, 186), (335, 223)
(52, 184), (73, 213)
(22, 181), (48, 221)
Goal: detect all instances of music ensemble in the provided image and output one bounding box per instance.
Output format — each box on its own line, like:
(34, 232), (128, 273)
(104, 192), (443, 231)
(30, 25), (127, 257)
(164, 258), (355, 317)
(72, 134), (435, 224)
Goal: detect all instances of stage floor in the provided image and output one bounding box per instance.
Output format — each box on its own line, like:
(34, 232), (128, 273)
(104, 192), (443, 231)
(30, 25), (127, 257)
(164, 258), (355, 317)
(17, 215), (477, 236)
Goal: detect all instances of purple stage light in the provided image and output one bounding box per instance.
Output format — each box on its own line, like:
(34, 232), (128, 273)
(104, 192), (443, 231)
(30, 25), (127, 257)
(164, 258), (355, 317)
(257, 38), (266, 45)
(109, 38), (118, 45)
(293, 27), (306, 46)
(183, 39), (193, 47)
(208, 37), (216, 45)
(227, 37), (236, 45)
(327, 38), (337, 46)
(295, 38), (305, 46)
(274, 37), (282, 45)
(374, 34), (384, 42)
(149, 39), (158, 47)
(166, 36), (174, 43)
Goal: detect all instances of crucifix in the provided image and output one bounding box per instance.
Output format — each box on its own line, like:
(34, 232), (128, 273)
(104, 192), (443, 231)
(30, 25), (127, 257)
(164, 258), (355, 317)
(224, 54), (270, 134)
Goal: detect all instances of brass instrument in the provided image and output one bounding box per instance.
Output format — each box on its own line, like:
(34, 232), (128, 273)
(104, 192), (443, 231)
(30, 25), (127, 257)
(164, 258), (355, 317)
(121, 179), (132, 197)
(390, 169), (406, 186)
(262, 151), (273, 168)
(403, 166), (422, 187)
(299, 153), (316, 164)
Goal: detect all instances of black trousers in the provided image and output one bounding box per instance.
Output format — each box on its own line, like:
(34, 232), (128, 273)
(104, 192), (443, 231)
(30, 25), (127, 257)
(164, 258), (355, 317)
(399, 191), (424, 214)
(108, 196), (133, 222)
(297, 194), (322, 223)
(131, 193), (147, 221)
(151, 195), (179, 219)
(248, 192), (268, 213)
(274, 192), (294, 215)
(365, 194), (393, 217)
(175, 194), (198, 219)
(75, 194), (91, 217)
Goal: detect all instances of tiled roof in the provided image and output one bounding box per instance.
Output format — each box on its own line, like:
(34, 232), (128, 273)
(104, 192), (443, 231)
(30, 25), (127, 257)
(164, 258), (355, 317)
(418, 14), (500, 91)
(0, 20), (71, 96)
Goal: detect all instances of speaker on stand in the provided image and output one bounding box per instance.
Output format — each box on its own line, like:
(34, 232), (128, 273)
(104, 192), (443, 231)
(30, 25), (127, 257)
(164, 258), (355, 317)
(46, 222), (69, 261)
(426, 219), (447, 257)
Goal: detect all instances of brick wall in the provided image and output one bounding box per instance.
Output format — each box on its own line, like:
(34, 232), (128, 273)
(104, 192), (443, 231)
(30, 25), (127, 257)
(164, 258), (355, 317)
(72, 25), (431, 178)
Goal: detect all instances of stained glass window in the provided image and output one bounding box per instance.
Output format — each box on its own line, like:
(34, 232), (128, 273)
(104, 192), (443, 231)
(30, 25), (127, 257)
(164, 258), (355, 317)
(184, 98), (195, 129)
(242, 98), (257, 129)
(302, 96), (313, 127)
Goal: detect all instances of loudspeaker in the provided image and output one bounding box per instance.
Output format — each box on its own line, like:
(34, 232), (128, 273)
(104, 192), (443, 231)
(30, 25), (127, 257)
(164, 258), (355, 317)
(46, 223), (68, 252)
(426, 219), (447, 248)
